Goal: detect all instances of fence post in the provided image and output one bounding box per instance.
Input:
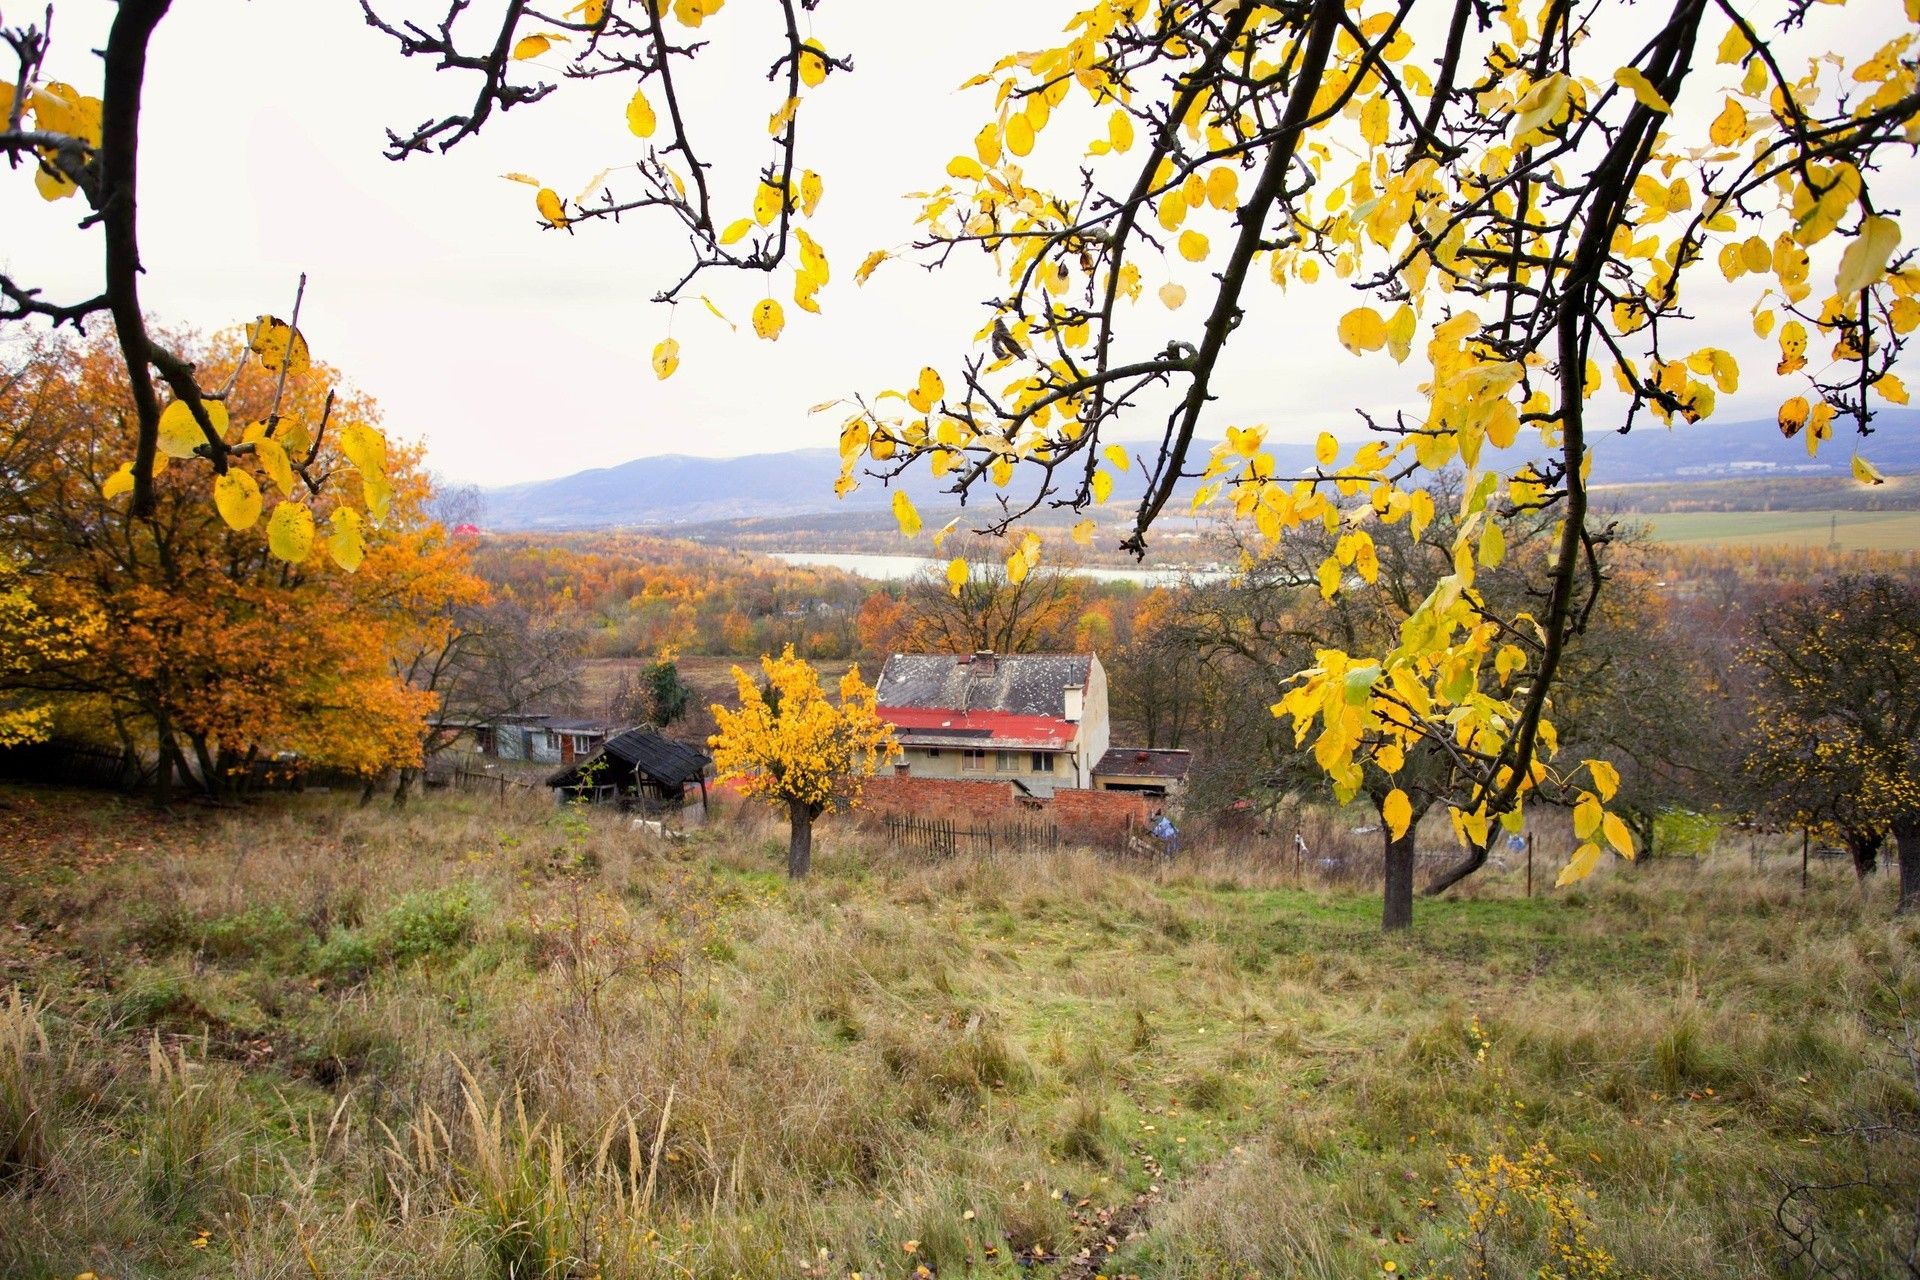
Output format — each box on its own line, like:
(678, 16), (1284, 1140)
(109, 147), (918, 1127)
(1801, 827), (1809, 892)
(1526, 831), (1534, 899)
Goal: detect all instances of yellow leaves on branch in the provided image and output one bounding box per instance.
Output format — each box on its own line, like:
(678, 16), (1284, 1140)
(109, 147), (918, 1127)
(536, 188), (569, 229)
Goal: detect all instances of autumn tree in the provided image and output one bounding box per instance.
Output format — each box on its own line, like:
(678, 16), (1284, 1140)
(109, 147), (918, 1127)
(708, 646), (895, 878)
(884, 541), (1086, 656)
(1175, 485), (1648, 929)
(1743, 574), (1920, 909)
(0, 328), (452, 800)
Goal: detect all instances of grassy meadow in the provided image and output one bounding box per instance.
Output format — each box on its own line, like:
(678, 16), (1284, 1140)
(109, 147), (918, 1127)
(1631, 508), (1920, 551)
(1, 785), (1916, 1279)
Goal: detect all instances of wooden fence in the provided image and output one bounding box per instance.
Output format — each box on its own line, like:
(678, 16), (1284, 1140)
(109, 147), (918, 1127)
(882, 814), (1061, 858)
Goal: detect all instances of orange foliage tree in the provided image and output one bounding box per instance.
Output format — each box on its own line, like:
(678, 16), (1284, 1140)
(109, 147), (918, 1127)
(708, 646), (895, 878)
(0, 329), (477, 800)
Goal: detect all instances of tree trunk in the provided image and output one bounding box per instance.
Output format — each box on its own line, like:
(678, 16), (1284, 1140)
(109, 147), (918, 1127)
(787, 798), (815, 879)
(1894, 816), (1920, 915)
(393, 767), (415, 806)
(1845, 828), (1881, 882)
(1383, 827), (1415, 932)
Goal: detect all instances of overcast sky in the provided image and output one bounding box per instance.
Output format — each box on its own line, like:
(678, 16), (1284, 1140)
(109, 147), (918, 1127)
(5, 0), (1914, 489)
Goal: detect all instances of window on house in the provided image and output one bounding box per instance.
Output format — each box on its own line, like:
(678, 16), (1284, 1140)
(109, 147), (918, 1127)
(925, 749), (941, 758)
(1031, 752), (1053, 773)
(961, 749), (988, 772)
(996, 751), (1020, 772)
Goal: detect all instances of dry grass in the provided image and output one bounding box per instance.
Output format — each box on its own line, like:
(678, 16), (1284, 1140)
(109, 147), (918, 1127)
(0, 784), (1915, 1278)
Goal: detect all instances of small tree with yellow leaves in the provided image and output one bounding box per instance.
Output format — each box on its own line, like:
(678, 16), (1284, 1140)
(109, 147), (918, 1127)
(709, 646), (896, 879)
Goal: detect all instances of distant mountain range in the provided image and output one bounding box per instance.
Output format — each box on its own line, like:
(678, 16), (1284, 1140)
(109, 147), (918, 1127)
(480, 411), (1920, 531)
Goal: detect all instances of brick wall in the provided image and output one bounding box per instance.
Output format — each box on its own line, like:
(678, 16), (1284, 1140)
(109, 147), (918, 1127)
(1049, 787), (1155, 845)
(857, 775), (1022, 820)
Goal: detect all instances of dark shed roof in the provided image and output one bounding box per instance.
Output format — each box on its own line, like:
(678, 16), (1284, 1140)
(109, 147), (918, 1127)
(1093, 747), (1193, 780)
(875, 652), (1092, 719)
(545, 729), (710, 789)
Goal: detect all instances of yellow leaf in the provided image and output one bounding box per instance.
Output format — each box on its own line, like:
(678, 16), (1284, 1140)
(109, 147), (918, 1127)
(246, 316), (310, 374)
(1876, 372), (1910, 404)
(1777, 321), (1807, 375)
(1108, 110), (1134, 152)
(1158, 282), (1186, 309)
(752, 298), (785, 340)
(1383, 788), (1412, 840)
(907, 367), (945, 413)
(719, 218), (753, 245)
(158, 398), (229, 459)
(1612, 67), (1671, 114)
(800, 170), (823, 217)
(1071, 517), (1095, 546)
(1091, 469), (1113, 504)
(798, 45), (828, 88)
(1716, 24), (1751, 64)
(856, 250), (889, 284)
(1573, 794), (1602, 840)
(1853, 454), (1887, 485)
(512, 33), (552, 60)
(652, 337), (681, 380)
(1205, 166), (1239, 211)
(255, 437), (294, 497)
(536, 188), (568, 228)
(946, 557), (968, 594)
(1315, 432), (1339, 466)
(1103, 444), (1131, 472)
(1555, 842), (1602, 887)
(267, 502), (315, 564)
(102, 463), (135, 500)
(1177, 229), (1210, 262)
(500, 172), (542, 187)
(1709, 98), (1747, 147)
(754, 180), (783, 226)
(1317, 557), (1341, 600)
(947, 155), (984, 180)
(213, 469), (261, 531)
(1835, 215), (1900, 298)
(1601, 812), (1634, 858)
(626, 87), (657, 138)
(327, 509), (365, 573)
(1385, 304), (1416, 363)
(340, 423), (387, 477)
(1588, 758), (1621, 801)
(1337, 307), (1387, 354)
(1005, 113), (1034, 157)
(892, 490), (922, 537)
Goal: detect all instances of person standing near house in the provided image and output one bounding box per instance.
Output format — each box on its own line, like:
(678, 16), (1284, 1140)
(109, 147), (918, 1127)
(1150, 810), (1179, 860)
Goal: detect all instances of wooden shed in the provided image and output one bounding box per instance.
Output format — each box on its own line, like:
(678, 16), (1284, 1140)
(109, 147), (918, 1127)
(545, 729), (710, 814)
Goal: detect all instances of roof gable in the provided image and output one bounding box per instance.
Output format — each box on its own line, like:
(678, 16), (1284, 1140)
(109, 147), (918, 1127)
(876, 652), (1092, 719)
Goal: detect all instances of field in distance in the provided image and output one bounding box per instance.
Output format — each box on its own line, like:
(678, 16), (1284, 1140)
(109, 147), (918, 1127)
(1632, 509), (1920, 550)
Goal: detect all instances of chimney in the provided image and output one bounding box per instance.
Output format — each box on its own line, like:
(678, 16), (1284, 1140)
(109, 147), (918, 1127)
(1063, 684), (1084, 722)
(970, 649), (997, 674)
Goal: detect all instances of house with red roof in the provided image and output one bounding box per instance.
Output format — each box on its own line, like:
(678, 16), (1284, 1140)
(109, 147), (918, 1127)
(874, 650), (1189, 801)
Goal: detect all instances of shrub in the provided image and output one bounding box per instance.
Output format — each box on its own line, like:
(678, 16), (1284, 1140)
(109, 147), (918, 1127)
(377, 887), (479, 964)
